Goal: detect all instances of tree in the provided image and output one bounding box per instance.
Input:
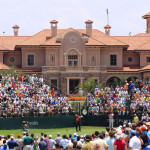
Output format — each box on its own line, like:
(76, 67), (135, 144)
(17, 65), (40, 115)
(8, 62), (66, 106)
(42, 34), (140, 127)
(0, 65), (24, 76)
(130, 77), (136, 83)
(113, 78), (118, 88)
(120, 77), (126, 87)
(76, 78), (96, 95)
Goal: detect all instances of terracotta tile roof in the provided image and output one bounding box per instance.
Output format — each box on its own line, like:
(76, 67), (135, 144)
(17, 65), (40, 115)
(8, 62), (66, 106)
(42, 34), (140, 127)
(140, 65), (150, 71)
(136, 40), (150, 50)
(20, 28), (127, 47)
(90, 29), (127, 46)
(41, 28), (105, 46)
(0, 44), (8, 50)
(134, 33), (150, 36)
(0, 63), (10, 69)
(0, 36), (30, 50)
(20, 29), (64, 46)
(107, 65), (150, 72)
(114, 36), (150, 50)
(107, 66), (140, 72)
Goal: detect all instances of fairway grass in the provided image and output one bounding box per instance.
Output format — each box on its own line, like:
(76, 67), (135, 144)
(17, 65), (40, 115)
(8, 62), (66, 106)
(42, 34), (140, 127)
(0, 126), (106, 138)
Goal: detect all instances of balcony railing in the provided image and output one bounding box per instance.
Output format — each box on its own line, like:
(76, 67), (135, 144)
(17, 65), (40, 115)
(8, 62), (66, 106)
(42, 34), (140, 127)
(42, 66), (106, 72)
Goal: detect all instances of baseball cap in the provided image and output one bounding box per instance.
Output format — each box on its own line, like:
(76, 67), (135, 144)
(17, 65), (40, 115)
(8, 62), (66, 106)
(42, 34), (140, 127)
(11, 136), (14, 139)
(141, 126), (146, 131)
(49, 135), (52, 138)
(18, 135), (21, 138)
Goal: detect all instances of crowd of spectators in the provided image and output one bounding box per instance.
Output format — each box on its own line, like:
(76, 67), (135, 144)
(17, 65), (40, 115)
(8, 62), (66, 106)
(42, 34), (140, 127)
(86, 80), (150, 117)
(0, 73), (150, 118)
(1, 120), (150, 149)
(0, 74), (73, 118)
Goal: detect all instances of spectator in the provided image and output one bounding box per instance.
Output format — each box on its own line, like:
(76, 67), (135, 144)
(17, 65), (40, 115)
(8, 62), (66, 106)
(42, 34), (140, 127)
(39, 137), (47, 150)
(49, 135), (56, 149)
(105, 131), (115, 150)
(128, 130), (141, 150)
(54, 133), (62, 146)
(60, 135), (69, 149)
(16, 135), (22, 150)
(114, 132), (127, 150)
(7, 136), (19, 150)
(44, 134), (50, 150)
(92, 131), (108, 150)
(22, 133), (34, 150)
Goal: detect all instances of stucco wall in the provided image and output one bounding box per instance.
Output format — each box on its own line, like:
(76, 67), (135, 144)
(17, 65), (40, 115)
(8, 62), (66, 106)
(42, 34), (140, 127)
(0, 53), (3, 63)
(123, 53), (140, 66)
(100, 47), (123, 68)
(4, 52), (21, 67)
(22, 48), (45, 68)
(45, 48), (59, 66)
(59, 31), (84, 66)
(86, 48), (100, 66)
(140, 53), (150, 67)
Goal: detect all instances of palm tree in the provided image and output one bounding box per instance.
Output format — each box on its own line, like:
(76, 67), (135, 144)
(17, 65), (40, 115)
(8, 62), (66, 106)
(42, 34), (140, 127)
(76, 78), (96, 95)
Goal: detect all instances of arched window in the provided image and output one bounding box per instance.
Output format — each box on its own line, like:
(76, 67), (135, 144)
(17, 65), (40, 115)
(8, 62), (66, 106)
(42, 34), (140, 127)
(68, 55), (78, 66)
(67, 50), (78, 66)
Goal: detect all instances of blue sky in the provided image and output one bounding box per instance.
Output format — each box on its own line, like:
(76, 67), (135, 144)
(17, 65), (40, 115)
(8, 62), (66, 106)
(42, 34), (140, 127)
(0, 0), (150, 36)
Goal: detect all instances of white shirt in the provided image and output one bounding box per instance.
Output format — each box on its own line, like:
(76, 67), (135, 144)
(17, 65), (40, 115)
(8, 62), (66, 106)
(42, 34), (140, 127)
(129, 136), (141, 150)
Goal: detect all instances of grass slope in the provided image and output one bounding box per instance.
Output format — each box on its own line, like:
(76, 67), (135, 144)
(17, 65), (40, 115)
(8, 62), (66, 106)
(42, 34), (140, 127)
(0, 126), (106, 138)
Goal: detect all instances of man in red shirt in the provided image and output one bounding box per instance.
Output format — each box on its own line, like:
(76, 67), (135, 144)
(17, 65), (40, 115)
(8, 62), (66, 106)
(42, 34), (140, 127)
(51, 88), (55, 97)
(114, 132), (127, 150)
(75, 114), (82, 132)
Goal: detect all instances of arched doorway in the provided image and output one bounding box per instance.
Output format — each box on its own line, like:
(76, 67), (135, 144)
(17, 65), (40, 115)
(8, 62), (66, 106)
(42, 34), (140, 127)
(127, 76), (138, 83)
(106, 77), (121, 88)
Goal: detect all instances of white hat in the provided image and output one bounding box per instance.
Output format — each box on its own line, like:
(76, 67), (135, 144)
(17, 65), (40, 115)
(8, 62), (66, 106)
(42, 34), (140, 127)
(74, 133), (78, 136)
(49, 135), (52, 138)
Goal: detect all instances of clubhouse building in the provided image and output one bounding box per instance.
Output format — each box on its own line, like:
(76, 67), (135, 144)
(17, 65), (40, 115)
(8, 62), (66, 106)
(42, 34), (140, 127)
(1, 13), (150, 94)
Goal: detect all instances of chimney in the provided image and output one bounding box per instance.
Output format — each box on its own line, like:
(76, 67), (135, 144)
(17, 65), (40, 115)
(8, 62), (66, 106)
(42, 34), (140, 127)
(142, 12), (150, 34)
(85, 20), (93, 37)
(104, 24), (111, 36)
(50, 20), (58, 37)
(12, 25), (19, 36)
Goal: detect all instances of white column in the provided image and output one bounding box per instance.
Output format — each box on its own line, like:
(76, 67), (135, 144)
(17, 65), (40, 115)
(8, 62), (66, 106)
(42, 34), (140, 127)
(67, 78), (69, 95)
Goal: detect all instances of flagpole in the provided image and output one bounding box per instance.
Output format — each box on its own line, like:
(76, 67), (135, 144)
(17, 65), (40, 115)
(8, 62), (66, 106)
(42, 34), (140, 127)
(106, 9), (109, 25)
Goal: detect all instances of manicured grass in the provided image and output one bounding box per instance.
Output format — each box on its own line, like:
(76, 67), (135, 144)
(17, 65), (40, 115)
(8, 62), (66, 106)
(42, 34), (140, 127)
(0, 126), (106, 139)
